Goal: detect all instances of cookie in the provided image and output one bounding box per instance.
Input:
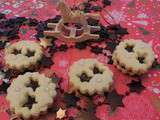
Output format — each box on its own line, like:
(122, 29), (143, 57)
(5, 41), (43, 71)
(6, 72), (57, 119)
(112, 39), (155, 75)
(44, 0), (100, 42)
(69, 59), (113, 95)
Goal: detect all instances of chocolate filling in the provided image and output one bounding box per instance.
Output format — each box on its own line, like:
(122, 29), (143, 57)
(79, 73), (92, 82)
(125, 45), (134, 52)
(23, 96), (37, 109)
(93, 66), (103, 74)
(12, 49), (21, 55)
(26, 79), (39, 91)
(137, 56), (145, 64)
(120, 65), (125, 69)
(25, 50), (35, 57)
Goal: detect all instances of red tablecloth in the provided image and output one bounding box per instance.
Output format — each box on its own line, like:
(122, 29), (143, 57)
(0, 0), (160, 120)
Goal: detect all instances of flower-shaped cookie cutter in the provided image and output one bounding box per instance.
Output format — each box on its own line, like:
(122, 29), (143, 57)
(44, 0), (100, 42)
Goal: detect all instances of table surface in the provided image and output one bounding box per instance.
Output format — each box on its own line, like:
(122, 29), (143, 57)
(0, 0), (160, 120)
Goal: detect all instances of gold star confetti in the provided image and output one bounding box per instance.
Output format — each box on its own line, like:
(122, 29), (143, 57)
(56, 108), (66, 119)
(39, 38), (52, 48)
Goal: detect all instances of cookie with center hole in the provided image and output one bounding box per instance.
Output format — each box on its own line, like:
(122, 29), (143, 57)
(69, 59), (113, 95)
(5, 40), (43, 71)
(6, 72), (57, 119)
(112, 39), (155, 75)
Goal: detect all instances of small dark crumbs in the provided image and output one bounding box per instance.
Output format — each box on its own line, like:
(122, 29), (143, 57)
(104, 53), (107, 56)
(106, 90), (124, 112)
(35, 32), (44, 39)
(91, 46), (103, 54)
(87, 18), (99, 26)
(83, 2), (92, 13)
(107, 56), (113, 64)
(0, 41), (6, 49)
(109, 24), (129, 36)
(0, 13), (5, 19)
(152, 60), (160, 69)
(90, 6), (102, 11)
(51, 36), (58, 41)
(51, 15), (61, 23)
(46, 15), (61, 23)
(89, 0), (97, 1)
(27, 18), (38, 26)
(40, 56), (54, 68)
(115, 28), (128, 35)
(127, 80), (145, 94)
(0, 82), (10, 94)
(36, 21), (48, 32)
(75, 42), (87, 49)
(99, 25), (109, 39)
(108, 33), (117, 40)
(35, 21), (48, 39)
(58, 44), (68, 52)
(0, 17), (26, 40)
(83, 2), (91, 8)
(45, 36), (54, 39)
(108, 24), (121, 30)
(64, 93), (80, 107)
(49, 43), (58, 54)
(68, 117), (75, 120)
(4, 69), (19, 79)
(103, 0), (111, 7)
(106, 41), (119, 53)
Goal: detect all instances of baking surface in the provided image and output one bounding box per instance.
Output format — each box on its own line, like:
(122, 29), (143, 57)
(0, 0), (160, 120)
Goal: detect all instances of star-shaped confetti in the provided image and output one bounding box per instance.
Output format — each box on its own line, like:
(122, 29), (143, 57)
(127, 79), (145, 94)
(105, 90), (124, 112)
(64, 93), (80, 107)
(56, 108), (66, 119)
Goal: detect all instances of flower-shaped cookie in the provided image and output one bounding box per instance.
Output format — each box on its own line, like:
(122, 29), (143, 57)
(112, 39), (155, 75)
(6, 72), (57, 119)
(5, 41), (43, 71)
(69, 59), (113, 95)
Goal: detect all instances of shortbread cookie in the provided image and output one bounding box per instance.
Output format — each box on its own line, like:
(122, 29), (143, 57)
(112, 39), (155, 75)
(5, 41), (43, 71)
(69, 59), (113, 95)
(6, 72), (57, 119)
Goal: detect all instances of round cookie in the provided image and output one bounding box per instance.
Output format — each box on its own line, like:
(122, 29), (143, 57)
(69, 59), (113, 95)
(6, 72), (57, 119)
(5, 40), (43, 71)
(112, 39), (155, 75)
